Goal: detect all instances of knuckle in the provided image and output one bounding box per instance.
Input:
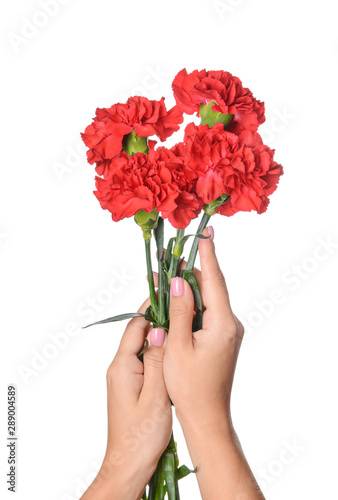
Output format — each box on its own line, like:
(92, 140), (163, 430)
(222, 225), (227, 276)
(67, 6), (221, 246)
(218, 317), (238, 340)
(145, 352), (163, 369)
(233, 314), (244, 338)
(106, 359), (121, 383)
(237, 320), (245, 338)
(170, 302), (188, 318)
(106, 363), (115, 381)
(215, 268), (226, 286)
(227, 321), (238, 338)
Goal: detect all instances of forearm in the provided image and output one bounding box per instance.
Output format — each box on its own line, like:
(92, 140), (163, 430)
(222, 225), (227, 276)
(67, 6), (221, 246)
(179, 415), (265, 500)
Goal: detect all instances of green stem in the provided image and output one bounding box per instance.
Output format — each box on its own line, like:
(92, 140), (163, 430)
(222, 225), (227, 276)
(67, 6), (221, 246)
(144, 237), (158, 317)
(148, 454), (166, 500)
(164, 432), (180, 500)
(185, 194), (230, 272)
(168, 254), (179, 282)
(148, 431), (180, 500)
(155, 218), (166, 327)
(148, 469), (156, 500)
(168, 229), (185, 281)
(185, 213), (211, 271)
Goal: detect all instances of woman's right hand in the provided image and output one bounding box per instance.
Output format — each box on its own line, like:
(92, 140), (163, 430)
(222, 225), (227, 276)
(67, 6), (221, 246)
(164, 226), (264, 499)
(164, 225), (244, 430)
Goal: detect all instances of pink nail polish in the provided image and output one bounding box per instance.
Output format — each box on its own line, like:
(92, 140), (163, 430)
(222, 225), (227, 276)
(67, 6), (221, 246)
(208, 226), (214, 242)
(171, 277), (185, 297)
(150, 328), (165, 347)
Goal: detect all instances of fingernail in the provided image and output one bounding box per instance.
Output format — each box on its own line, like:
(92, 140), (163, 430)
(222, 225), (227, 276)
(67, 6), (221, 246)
(208, 226), (214, 242)
(171, 277), (185, 297)
(150, 328), (166, 347)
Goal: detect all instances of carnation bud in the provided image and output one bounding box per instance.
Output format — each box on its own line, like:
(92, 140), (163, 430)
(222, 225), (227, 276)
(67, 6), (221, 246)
(172, 229), (185, 258)
(134, 209), (159, 239)
(199, 101), (234, 129)
(204, 193), (230, 215)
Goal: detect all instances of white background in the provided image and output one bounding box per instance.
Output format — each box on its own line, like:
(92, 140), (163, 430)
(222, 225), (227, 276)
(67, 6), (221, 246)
(1, 0), (337, 498)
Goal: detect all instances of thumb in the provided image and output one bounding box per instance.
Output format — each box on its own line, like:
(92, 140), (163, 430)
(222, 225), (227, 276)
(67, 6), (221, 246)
(168, 277), (195, 348)
(142, 328), (167, 399)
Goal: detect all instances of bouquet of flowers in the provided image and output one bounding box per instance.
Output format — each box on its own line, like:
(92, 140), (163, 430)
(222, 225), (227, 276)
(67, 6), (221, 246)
(81, 68), (283, 499)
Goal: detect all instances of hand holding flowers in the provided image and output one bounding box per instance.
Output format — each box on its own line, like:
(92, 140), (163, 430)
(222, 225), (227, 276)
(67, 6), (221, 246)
(81, 231), (264, 500)
(80, 68), (281, 498)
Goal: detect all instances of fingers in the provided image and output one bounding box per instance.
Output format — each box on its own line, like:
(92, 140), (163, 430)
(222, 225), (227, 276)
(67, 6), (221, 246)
(198, 226), (233, 322)
(116, 297), (151, 358)
(141, 328), (168, 401)
(107, 298), (151, 405)
(167, 277), (195, 348)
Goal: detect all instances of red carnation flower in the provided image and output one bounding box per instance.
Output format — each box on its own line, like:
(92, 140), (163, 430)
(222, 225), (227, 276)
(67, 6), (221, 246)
(94, 148), (202, 229)
(172, 69), (265, 134)
(81, 96), (183, 169)
(182, 123), (283, 215)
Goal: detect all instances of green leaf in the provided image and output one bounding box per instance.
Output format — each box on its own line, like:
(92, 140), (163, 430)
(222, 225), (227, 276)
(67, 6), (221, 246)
(123, 130), (149, 156)
(172, 232), (209, 259)
(164, 237), (175, 271)
(179, 232), (210, 247)
(154, 217), (164, 261)
(176, 464), (197, 481)
(180, 270), (202, 311)
(181, 269), (203, 331)
(137, 339), (149, 358)
(144, 306), (157, 324)
(177, 256), (185, 275)
(192, 309), (203, 332)
(199, 101), (234, 128)
(83, 312), (145, 329)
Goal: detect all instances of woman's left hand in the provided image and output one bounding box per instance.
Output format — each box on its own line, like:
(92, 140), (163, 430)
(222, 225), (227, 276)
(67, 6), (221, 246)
(81, 298), (172, 500)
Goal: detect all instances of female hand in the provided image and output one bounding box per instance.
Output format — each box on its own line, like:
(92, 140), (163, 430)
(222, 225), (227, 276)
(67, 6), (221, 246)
(81, 299), (172, 500)
(164, 226), (244, 428)
(164, 226), (264, 500)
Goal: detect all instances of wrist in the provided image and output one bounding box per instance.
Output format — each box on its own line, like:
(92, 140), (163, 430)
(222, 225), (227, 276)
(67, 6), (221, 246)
(176, 407), (237, 460)
(81, 453), (155, 500)
(176, 404), (234, 439)
(177, 415), (264, 500)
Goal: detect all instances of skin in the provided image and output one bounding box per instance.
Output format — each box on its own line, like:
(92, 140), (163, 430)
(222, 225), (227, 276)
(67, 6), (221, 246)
(81, 228), (265, 500)
(165, 229), (265, 499)
(81, 300), (172, 500)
